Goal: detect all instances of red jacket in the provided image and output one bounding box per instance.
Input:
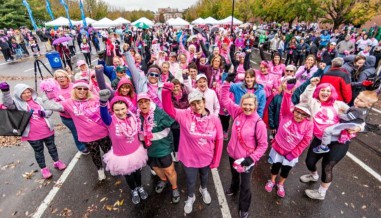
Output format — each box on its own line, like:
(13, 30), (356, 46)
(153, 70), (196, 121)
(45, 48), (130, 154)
(320, 67), (352, 103)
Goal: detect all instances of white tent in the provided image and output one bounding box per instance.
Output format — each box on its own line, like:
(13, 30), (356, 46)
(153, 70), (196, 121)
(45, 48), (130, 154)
(203, 17), (219, 25)
(45, 17), (73, 27)
(165, 18), (176, 25)
(112, 17), (131, 26)
(191, 18), (204, 25)
(132, 17), (154, 26)
(218, 16), (243, 25)
(85, 17), (97, 25)
(92, 18), (115, 28)
(167, 17), (190, 26)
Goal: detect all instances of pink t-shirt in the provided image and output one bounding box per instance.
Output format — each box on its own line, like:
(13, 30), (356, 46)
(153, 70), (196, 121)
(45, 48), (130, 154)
(313, 105), (340, 139)
(55, 83), (73, 118)
(22, 100), (54, 141)
(108, 114), (141, 156)
(62, 99), (108, 142)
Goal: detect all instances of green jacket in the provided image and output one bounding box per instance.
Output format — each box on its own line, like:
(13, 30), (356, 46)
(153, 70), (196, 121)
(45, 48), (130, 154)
(140, 104), (175, 158)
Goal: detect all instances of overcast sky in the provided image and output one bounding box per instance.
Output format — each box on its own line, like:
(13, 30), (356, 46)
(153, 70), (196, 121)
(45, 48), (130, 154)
(104, 0), (199, 12)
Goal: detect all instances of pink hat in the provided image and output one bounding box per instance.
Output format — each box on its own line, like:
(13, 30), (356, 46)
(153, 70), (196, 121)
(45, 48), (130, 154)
(110, 96), (129, 109)
(137, 93), (151, 102)
(73, 79), (90, 89)
(77, 60), (87, 68)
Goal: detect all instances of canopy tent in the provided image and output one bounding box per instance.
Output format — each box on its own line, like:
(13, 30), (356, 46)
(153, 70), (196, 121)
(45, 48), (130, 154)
(191, 18), (205, 25)
(165, 18), (176, 25)
(112, 17), (131, 26)
(92, 17), (115, 28)
(218, 16), (243, 25)
(45, 17), (74, 27)
(131, 17), (154, 26)
(167, 17), (190, 26)
(85, 17), (97, 25)
(203, 17), (219, 25)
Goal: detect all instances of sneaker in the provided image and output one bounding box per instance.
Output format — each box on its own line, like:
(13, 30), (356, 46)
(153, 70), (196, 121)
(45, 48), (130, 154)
(172, 188), (180, 204)
(155, 180), (167, 194)
(53, 160), (67, 170)
(80, 148), (90, 155)
(41, 167), (52, 179)
(184, 195), (195, 214)
(313, 145), (330, 154)
(225, 187), (237, 196)
(305, 189), (325, 200)
(239, 210), (249, 218)
(131, 188), (141, 204)
(265, 180), (275, 192)
(199, 187), (211, 204)
(300, 174), (319, 183)
(97, 168), (106, 181)
(137, 186), (148, 200)
(276, 184), (286, 198)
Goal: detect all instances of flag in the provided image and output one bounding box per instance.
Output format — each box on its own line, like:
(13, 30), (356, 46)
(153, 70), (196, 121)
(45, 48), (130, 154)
(22, 0), (38, 31)
(79, 0), (87, 27)
(59, 0), (73, 28)
(45, 0), (55, 21)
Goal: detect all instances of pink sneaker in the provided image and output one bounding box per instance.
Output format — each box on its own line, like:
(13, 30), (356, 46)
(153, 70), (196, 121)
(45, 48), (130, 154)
(53, 160), (67, 171)
(277, 184), (286, 198)
(41, 167), (52, 179)
(265, 180), (275, 192)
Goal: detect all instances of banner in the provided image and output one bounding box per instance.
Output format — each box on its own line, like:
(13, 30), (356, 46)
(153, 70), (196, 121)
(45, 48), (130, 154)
(59, 0), (73, 28)
(22, 0), (38, 31)
(79, 0), (87, 27)
(45, 0), (55, 21)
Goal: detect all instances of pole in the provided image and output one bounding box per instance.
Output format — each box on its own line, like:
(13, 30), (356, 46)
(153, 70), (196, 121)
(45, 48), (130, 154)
(231, 0), (235, 35)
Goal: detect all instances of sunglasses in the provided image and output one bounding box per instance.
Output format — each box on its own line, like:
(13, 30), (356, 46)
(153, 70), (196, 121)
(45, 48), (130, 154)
(149, 73), (160, 78)
(286, 70), (294, 72)
(76, 87), (89, 91)
(294, 110), (309, 118)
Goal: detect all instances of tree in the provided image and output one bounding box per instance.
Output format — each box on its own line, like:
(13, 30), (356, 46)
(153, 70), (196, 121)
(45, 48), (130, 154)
(159, 13), (165, 23)
(0, 0), (29, 28)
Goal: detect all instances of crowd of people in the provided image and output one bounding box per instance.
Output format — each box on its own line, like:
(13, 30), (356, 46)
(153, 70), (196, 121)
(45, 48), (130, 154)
(1, 21), (381, 218)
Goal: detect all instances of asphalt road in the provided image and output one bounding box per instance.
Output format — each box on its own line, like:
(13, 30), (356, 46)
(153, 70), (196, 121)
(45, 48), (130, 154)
(0, 46), (380, 218)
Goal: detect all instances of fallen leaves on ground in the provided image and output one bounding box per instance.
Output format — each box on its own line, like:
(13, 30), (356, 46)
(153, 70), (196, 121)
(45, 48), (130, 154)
(0, 136), (21, 147)
(22, 170), (37, 179)
(0, 160), (20, 170)
(59, 208), (73, 217)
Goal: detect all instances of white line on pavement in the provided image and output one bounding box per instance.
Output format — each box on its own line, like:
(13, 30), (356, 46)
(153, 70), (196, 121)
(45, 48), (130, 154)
(371, 107), (381, 114)
(91, 58), (99, 63)
(250, 60), (258, 65)
(32, 152), (82, 218)
(211, 168), (232, 218)
(346, 152), (381, 182)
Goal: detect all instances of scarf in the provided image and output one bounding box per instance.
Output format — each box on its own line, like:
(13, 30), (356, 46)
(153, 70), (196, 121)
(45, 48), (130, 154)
(137, 107), (155, 147)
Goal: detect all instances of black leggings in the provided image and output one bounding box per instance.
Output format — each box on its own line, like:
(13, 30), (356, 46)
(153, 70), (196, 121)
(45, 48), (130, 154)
(83, 52), (91, 66)
(270, 163), (293, 178)
(83, 136), (112, 169)
(305, 137), (349, 183)
(219, 115), (230, 132)
(124, 169), (142, 190)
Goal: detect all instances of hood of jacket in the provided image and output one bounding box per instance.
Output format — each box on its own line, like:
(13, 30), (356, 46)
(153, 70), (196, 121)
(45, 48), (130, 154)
(13, 84), (38, 110)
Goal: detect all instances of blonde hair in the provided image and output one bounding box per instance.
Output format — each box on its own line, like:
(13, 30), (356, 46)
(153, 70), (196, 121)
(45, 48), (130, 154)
(54, 69), (71, 82)
(240, 93), (258, 109)
(71, 88), (93, 100)
(359, 90), (378, 105)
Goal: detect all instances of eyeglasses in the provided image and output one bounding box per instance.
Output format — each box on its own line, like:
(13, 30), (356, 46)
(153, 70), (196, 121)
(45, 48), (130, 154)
(285, 70), (294, 72)
(149, 73), (160, 78)
(294, 110), (309, 118)
(56, 76), (67, 79)
(76, 87), (89, 91)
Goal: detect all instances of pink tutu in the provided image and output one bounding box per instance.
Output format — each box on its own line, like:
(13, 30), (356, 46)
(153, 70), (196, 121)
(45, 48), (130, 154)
(103, 144), (148, 176)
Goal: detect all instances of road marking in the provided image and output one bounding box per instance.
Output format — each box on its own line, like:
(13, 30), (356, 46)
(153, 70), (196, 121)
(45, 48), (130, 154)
(346, 152), (381, 182)
(32, 152), (82, 218)
(211, 168), (232, 218)
(371, 107), (381, 114)
(91, 58), (99, 63)
(0, 62), (8, 66)
(24, 68), (34, 72)
(250, 60), (258, 65)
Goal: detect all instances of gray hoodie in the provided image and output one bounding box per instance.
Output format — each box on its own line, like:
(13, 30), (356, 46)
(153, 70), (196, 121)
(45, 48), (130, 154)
(2, 84), (54, 137)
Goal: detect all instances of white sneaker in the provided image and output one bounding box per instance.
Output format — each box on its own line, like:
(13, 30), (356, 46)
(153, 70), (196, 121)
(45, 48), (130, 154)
(97, 168), (106, 181)
(300, 174), (319, 183)
(305, 189), (325, 200)
(184, 195), (196, 214)
(199, 187), (211, 204)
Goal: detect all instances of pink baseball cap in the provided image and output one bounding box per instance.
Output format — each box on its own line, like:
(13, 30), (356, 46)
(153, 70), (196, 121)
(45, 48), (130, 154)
(137, 93), (151, 102)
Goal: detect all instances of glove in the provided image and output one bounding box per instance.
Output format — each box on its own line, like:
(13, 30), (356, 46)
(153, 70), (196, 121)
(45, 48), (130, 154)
(362, 80), (373, 87)
(285, 153), (295, 161)
(286, 78), (297, 90)
(38, 110), (46, 118)
(0, 82), (10, 92)
(225, 73), (236, 83)
(99, 89), (111, 103)
(240, 157), (254, 167)
(163, 82), (174, 91)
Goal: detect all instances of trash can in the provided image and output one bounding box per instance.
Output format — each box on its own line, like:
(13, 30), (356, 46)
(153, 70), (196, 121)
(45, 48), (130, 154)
(45, 51), (62, 69)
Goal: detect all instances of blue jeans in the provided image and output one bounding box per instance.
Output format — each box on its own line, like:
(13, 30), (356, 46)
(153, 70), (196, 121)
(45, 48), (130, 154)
(28, 135), (59, 168)
(60, 116), (86, 152)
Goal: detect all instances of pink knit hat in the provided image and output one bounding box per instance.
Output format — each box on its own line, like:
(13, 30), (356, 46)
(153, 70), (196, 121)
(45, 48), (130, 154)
(110, 96), (129, 109)
(77, 60), (87, 68)
(73, 79), (90, 89)
(137, 93), (151, 102)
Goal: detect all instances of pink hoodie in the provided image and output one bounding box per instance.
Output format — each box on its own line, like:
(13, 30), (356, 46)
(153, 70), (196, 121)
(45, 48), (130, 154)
(162, 88), (223, 168)
(255, 70), (279, 98)
(272, 92), (313, 158)
(221, 82), (268, 162)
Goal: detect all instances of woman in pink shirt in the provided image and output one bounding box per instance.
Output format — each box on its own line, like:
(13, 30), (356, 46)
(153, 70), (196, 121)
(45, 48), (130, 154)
(220, 77), (268, 218)
(99, 92), (148, 205)
(264, 80), (313, 198)
(298, 79), (361, 200)
(42, 80), (111, 181)
(162, 85), (223, 215)
(295, 55), (318, 83)
(1, 82), (66, 179)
